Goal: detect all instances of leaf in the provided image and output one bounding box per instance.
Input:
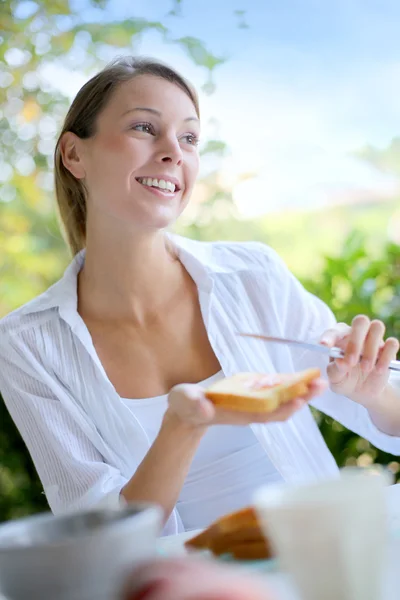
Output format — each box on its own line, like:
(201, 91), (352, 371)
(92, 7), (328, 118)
(39, 0), (70, 15)
(52, 30), (76, 53)
(167, 0), (183, 17)
(175, 36), (226, 71)
(234, 9), (249, 28)
(76, 19), (167, 45)
(21, 98), (41, 122)
(200, 139), (228, 157)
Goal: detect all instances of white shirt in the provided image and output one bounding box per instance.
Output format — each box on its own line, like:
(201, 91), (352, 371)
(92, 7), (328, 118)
(122, 369), (283, 530)
(0, 235), (399, 536)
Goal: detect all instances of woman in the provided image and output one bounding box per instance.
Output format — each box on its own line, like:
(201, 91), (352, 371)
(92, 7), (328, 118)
(0, 57), (399, 536)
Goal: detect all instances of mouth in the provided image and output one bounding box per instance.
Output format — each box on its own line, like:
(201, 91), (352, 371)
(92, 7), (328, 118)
(136, 177), (181, 194)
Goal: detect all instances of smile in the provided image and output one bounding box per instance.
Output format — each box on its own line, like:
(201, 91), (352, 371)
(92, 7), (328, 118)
(136, 177), (180, 194)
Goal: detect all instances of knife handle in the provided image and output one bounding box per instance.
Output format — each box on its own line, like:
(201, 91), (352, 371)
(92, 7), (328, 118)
(329, 347), (400, 372)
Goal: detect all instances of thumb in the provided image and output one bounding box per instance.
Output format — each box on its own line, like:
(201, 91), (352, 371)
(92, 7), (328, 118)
(320, 323), (351, 347)
(327, 357), (349, 383)
(168, 383), (215, 423)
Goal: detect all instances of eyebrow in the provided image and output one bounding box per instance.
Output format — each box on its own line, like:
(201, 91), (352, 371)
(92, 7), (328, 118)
(121, 107), (199, 123)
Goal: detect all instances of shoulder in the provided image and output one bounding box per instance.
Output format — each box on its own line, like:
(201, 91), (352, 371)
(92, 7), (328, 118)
(0, 280), (76, 386)
(0, 289), (58, 341)
(173, 235), (285, 275)
(0, 253), (79, 342)
(0, 255), (77, 352)
(212, 240), (284, 273)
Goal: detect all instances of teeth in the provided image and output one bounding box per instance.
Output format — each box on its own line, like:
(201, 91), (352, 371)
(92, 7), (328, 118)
(138, 177), (176, 193)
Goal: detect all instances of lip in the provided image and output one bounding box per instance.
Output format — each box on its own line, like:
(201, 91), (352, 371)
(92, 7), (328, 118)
(138, 184), (177, 199)
(135, 175), (182, 192)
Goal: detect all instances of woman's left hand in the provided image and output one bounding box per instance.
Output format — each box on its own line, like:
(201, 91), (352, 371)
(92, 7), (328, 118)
(319, 315), (399, 407)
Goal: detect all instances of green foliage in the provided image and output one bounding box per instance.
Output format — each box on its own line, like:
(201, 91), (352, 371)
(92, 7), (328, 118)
(301, 231), (399, 342)
(0, 401), (49, 520)
(356, 137), (400, 177)
(0, 0), (226, 316)
(200, 139), (229, 157)
(301, 233), (400, 478)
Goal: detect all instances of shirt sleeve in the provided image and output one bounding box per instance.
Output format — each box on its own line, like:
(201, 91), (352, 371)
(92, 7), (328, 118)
(261, 244), (400, 456)
(0, 341), (128, 515)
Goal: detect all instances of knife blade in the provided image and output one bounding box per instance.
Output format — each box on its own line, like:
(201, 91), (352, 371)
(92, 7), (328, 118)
(237, 333), (400, 372)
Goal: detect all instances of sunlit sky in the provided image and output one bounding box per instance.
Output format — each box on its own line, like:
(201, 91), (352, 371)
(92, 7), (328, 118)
(43, 0), (400, 216)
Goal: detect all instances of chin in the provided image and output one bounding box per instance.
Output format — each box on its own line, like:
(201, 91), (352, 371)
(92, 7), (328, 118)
(139, 203), (187, 230)
(132, 212), (181, 232)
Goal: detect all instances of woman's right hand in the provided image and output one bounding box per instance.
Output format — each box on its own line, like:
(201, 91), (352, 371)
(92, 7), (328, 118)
(166, 377), (327, 429)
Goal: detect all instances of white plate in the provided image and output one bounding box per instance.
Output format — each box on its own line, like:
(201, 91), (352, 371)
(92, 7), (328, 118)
(157, 529), (278, 574)
(157, 529), (203, 557)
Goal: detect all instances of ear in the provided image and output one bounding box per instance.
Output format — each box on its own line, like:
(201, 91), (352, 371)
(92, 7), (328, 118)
(59, 132), (86, 179)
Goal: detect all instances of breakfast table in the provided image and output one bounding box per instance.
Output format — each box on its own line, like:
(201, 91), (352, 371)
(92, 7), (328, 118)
(158, 532), (400, 600)
(158, 483), (400, 600)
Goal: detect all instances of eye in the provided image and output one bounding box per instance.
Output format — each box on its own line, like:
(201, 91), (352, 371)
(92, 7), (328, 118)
(131, 122), (155, 135)
(181, 133), (200, 146)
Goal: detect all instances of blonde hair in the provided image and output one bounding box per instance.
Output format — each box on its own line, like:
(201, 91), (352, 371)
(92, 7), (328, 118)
(54, 56), (200, 255)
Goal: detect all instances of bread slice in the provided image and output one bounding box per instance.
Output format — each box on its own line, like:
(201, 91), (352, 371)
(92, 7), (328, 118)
(211, 506), (258, 534)
(204, 368), (321, 413)
(185, 506), (273, 561)
(186, 507), (258, 551)
(209, 524), (263, 554)
(216, 540), (271, 560)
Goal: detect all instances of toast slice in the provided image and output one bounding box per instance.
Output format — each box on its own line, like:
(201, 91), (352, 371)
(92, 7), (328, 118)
(211, 506), (258, 533)
(185, 506), (273, 561)
(204, 368), (321, 413)
(216, 540), (271, 560)
(185, 507), (258, 551)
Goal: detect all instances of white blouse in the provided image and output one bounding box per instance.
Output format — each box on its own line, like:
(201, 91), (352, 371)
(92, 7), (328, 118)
(122, 370), (283, 530)
(0, 234), (399, 536)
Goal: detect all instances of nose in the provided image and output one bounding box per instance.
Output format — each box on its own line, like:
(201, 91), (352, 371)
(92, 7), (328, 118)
(155, 134), (183, 166)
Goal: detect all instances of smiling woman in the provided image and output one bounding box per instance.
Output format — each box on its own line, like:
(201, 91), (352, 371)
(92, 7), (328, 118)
(0, 56), (399, 536)
(54, 57), (200, 255)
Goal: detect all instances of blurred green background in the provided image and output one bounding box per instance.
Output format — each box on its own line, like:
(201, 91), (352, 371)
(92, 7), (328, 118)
(0, 0), (399, 521)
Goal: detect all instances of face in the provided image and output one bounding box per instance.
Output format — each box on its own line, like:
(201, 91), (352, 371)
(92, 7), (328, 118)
(63, 75), (200, 233)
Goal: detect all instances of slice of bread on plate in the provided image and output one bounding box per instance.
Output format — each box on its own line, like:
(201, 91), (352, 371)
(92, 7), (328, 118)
(185, 506), (273, 561)
(204, 368), (321, 413)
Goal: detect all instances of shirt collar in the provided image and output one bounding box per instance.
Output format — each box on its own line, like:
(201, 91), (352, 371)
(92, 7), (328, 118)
(18, 233), (214, 320)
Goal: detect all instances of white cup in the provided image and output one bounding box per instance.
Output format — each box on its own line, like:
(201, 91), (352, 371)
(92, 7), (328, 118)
(254, 468), (390, 600)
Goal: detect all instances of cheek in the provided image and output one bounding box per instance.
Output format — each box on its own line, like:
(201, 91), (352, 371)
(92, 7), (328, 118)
(89, 135), (142, 172)
(185, 153), (200, 187)
(98, 134), (132, 156)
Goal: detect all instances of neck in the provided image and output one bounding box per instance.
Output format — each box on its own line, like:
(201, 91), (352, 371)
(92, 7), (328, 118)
(78, 225), (184, 322)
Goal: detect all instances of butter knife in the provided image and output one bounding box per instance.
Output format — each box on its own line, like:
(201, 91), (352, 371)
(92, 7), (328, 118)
(237, 333), (400, 372)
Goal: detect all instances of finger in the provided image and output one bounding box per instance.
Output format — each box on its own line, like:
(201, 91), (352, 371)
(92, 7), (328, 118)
(169, 384), (215, 424)
(360, 320), (386, 373)
(198, 397), (216, 421)
(326, 355), (351, 383)
(258, 397), (308, 423)
(344, 315), (371, 367)
(319, 323), (351, 347)
(375, 338), (400, 374)
(301, 378), (328, 400)
(252, 380), (328, 423)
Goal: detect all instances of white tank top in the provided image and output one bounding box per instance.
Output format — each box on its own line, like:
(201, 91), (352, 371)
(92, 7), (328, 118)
(121, 370), (283, 531)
